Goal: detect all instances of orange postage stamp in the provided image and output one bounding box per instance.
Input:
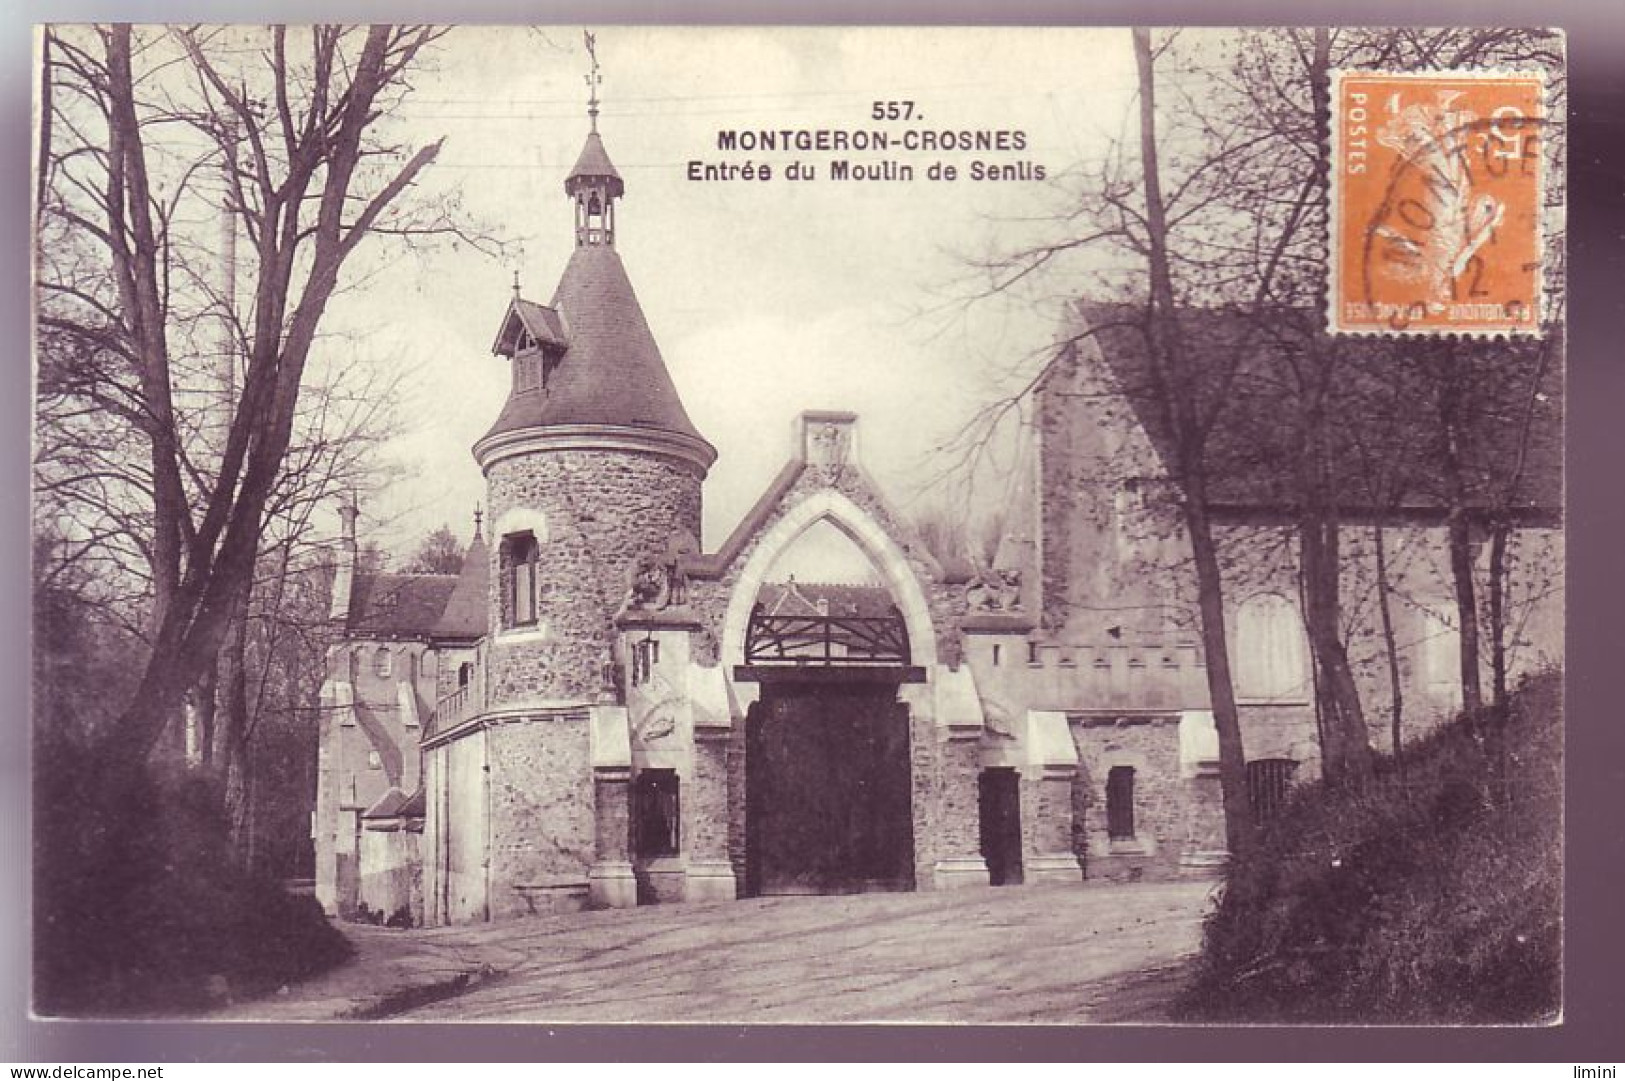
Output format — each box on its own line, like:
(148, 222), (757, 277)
(1330, 70), (1546, 336)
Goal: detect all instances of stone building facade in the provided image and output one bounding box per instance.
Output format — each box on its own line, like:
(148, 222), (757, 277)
(313, 111), (1563, 925)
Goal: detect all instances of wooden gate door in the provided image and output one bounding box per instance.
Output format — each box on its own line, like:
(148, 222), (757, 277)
(745, 682), (914, 895)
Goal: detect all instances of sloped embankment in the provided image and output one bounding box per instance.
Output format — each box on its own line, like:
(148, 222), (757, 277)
(1179, 671), (1562, 1023)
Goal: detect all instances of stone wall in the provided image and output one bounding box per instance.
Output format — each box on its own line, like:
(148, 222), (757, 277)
(484, 449), (703, 706)
(486, 714), (595, 918)
(907, 708), (945, 889)
(358, 826), (421, 924)
(439, 729), (489, 924)
(1034, 329), (1564, 768)
(1069, 715), (1190, 880)
(315, 638), (440, 917)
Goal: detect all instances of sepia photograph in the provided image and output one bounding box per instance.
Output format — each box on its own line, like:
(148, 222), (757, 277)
(29, 24), (1566, 1028)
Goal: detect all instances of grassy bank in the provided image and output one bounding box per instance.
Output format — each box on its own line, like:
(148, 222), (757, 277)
(1179, 670), (1562, 1024)
(35, 757), (354, 1017)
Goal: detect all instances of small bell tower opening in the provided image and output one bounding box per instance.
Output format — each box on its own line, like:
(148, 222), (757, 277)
(565, 31), (623, 249)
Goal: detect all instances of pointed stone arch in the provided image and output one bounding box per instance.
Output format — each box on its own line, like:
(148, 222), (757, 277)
(721, 488), (939, 678)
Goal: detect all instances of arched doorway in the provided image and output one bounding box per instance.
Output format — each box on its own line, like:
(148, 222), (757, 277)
(729, 510), (929, 896)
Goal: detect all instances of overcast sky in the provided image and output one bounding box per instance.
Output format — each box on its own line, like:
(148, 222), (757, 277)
(325, 27), (1140, 574)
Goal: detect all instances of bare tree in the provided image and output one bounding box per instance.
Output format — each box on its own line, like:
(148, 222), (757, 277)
(37, 25), (459, 790)
(1129, 27), (1257, 855)
(946, 28), (1560, 849)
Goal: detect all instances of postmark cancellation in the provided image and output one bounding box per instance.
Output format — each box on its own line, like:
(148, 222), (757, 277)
(1330, 69), (1547, 337)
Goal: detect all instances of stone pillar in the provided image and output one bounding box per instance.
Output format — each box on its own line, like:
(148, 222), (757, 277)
(1025, 768), (1083, 883)
(685, 720), (738, 901)
(932, 733), (991, 889)
(930, 666), (989, 889)
(588, 705), (637, 908)
(1025, 710), (1083, 884)
(335, 810), (361, 917)
(588, 771), (637, 908)
(1177, 709), (1229, 874)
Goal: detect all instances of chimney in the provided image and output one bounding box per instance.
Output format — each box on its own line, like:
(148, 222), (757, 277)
(330, 497), (360, 623)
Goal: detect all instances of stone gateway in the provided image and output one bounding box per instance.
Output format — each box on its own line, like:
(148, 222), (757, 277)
(312, 106), (1562, 927)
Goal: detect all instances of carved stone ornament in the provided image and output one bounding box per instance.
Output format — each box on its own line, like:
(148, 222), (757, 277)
(661, 529), (698, 609)
(812, 422), (849, 482)
(625, 554), (669, 611)
(635, 706), (678, 745)
(984, 702), (1019, 741)
(967, 567), (1023, 612)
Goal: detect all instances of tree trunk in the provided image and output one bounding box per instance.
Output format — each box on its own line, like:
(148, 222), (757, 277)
(1446, 510), (1484, 718)
(1372, 522), (1405, 774)
(214, 577), (255, 861)
(1435, 343), (1485, 721)
(1187, 494), (1255, 859)
(1299, 512), (1372, 785)
(1296, 28), (1372, 787)
(1487, 520), (1511, 716)
(1135, 27), (1253, 860)
(193, 666), (218, 768)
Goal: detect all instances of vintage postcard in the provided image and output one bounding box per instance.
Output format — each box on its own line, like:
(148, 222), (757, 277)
(30, 26), (1565, 1028)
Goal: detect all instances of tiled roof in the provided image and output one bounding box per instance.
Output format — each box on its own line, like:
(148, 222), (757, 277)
(361, 787), (409, 820)
(431, 534), (489, 641)
(492, 298), (569, 356)
(759, 581), (897, 619)
(565, 132), (624, 197)
(346, 573), (458, 638)
(361, 785), (424, 823)
(482, 244), (712, 450)
(1060, 303), (1562, 515)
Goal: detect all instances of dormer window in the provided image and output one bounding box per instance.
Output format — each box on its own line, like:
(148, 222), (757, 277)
(515, 352), (542, 394)
(513, 346), (560, 396)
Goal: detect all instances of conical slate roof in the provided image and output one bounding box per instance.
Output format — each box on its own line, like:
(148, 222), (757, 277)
(482, 244), (712, 450)
(430, 532), (489, 640)
(565, 131), (624, 198)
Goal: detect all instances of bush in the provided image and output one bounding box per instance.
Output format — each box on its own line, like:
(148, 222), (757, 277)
(1178, 670), (1562, 1023)
(34, 739), (353, 1017)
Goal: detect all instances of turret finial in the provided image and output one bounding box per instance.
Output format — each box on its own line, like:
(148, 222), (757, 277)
(584, 30), (601, 134)
(473, 503), (484, 538)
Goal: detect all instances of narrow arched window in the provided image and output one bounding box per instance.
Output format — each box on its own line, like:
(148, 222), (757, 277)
(501, 532), (540, 628)
(373, 646), (392, 679)
(1236, 593), (1307, 700)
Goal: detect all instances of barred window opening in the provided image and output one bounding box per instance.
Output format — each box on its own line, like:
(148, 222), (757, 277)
(1248, 758), (1297, 820)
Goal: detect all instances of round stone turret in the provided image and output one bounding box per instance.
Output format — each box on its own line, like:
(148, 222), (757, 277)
(475, 120), (714, 708)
